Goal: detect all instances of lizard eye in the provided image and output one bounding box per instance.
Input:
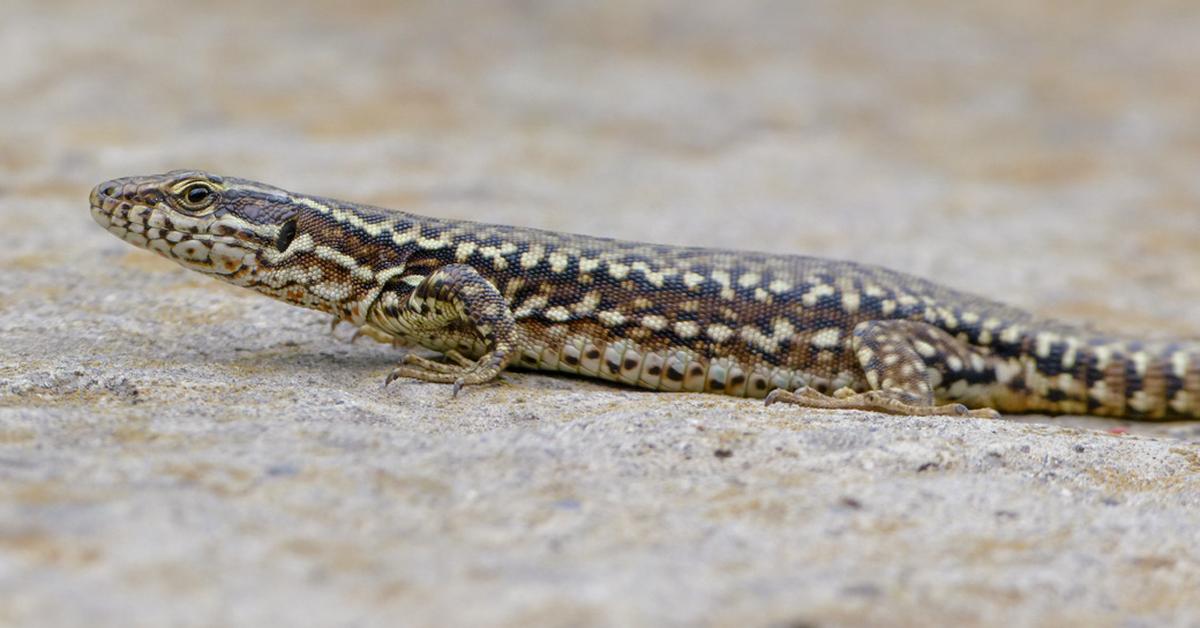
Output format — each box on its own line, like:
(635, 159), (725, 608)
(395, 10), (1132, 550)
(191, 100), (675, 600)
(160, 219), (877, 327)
(180, 182), (215, 209)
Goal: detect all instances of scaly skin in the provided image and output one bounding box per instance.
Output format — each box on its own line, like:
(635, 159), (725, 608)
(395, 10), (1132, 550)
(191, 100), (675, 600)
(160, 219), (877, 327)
(90, 170), (1200, 419)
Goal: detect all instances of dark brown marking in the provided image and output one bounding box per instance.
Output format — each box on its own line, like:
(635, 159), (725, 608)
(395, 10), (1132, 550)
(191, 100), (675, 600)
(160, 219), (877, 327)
(275, 218), (297, 252)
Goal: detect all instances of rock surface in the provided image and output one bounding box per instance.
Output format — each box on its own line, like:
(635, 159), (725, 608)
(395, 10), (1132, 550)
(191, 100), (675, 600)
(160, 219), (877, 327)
(2, 1), (1200, 626)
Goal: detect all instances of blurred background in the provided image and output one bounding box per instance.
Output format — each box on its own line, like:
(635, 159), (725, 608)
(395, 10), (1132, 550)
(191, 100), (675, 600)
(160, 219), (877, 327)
(4, 1), (1200, 626)
(5, 0), (1199, 328)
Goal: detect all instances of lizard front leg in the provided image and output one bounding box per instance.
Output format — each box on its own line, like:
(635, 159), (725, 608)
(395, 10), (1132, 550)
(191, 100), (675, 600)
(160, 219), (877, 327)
(373, 263), (518, 395)
(766, 320), (1001, 419)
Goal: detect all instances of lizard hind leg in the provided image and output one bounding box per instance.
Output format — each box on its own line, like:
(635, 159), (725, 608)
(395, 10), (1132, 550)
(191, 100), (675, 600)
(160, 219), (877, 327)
(765, 320), (1001, 419)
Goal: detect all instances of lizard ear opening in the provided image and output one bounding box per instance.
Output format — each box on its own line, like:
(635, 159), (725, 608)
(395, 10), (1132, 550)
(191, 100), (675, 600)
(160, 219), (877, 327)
(275, 218), (298, 252)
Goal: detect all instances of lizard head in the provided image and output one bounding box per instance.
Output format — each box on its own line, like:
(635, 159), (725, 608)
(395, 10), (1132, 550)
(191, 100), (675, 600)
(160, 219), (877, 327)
(90, 170), (300, 279)
(89, 169), (410, 319)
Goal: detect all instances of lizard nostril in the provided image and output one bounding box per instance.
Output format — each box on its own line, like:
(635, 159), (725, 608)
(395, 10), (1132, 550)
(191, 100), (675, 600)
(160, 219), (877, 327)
(101, 184), (117, 197)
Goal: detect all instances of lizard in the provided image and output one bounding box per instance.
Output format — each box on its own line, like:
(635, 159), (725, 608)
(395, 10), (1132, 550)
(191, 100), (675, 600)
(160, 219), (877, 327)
(89, 170), (1200, 420)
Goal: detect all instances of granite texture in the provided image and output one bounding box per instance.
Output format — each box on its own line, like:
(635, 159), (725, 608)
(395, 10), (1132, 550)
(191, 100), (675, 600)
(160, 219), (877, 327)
(2, 1), (1200, 626)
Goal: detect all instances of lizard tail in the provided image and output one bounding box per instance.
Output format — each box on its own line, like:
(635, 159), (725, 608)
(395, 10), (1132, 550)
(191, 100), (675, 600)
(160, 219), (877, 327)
(988, 332), (1200, 419)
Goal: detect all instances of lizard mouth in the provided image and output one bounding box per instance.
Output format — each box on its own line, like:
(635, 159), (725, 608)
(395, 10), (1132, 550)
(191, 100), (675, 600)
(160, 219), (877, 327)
(90, 177), (257, 276)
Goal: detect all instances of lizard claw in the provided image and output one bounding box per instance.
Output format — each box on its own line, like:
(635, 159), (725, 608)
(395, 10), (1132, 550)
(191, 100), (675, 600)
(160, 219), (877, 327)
(451, 378), (465, 398)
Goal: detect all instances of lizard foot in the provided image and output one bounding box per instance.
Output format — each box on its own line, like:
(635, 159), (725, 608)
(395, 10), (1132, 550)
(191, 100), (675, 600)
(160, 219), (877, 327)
(764, 387), (1001, 419)
(384, 350), (507, 397)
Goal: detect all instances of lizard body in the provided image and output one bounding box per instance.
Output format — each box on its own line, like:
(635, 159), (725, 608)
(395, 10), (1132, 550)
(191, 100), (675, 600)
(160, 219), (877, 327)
(90, 170), (1200, 419)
